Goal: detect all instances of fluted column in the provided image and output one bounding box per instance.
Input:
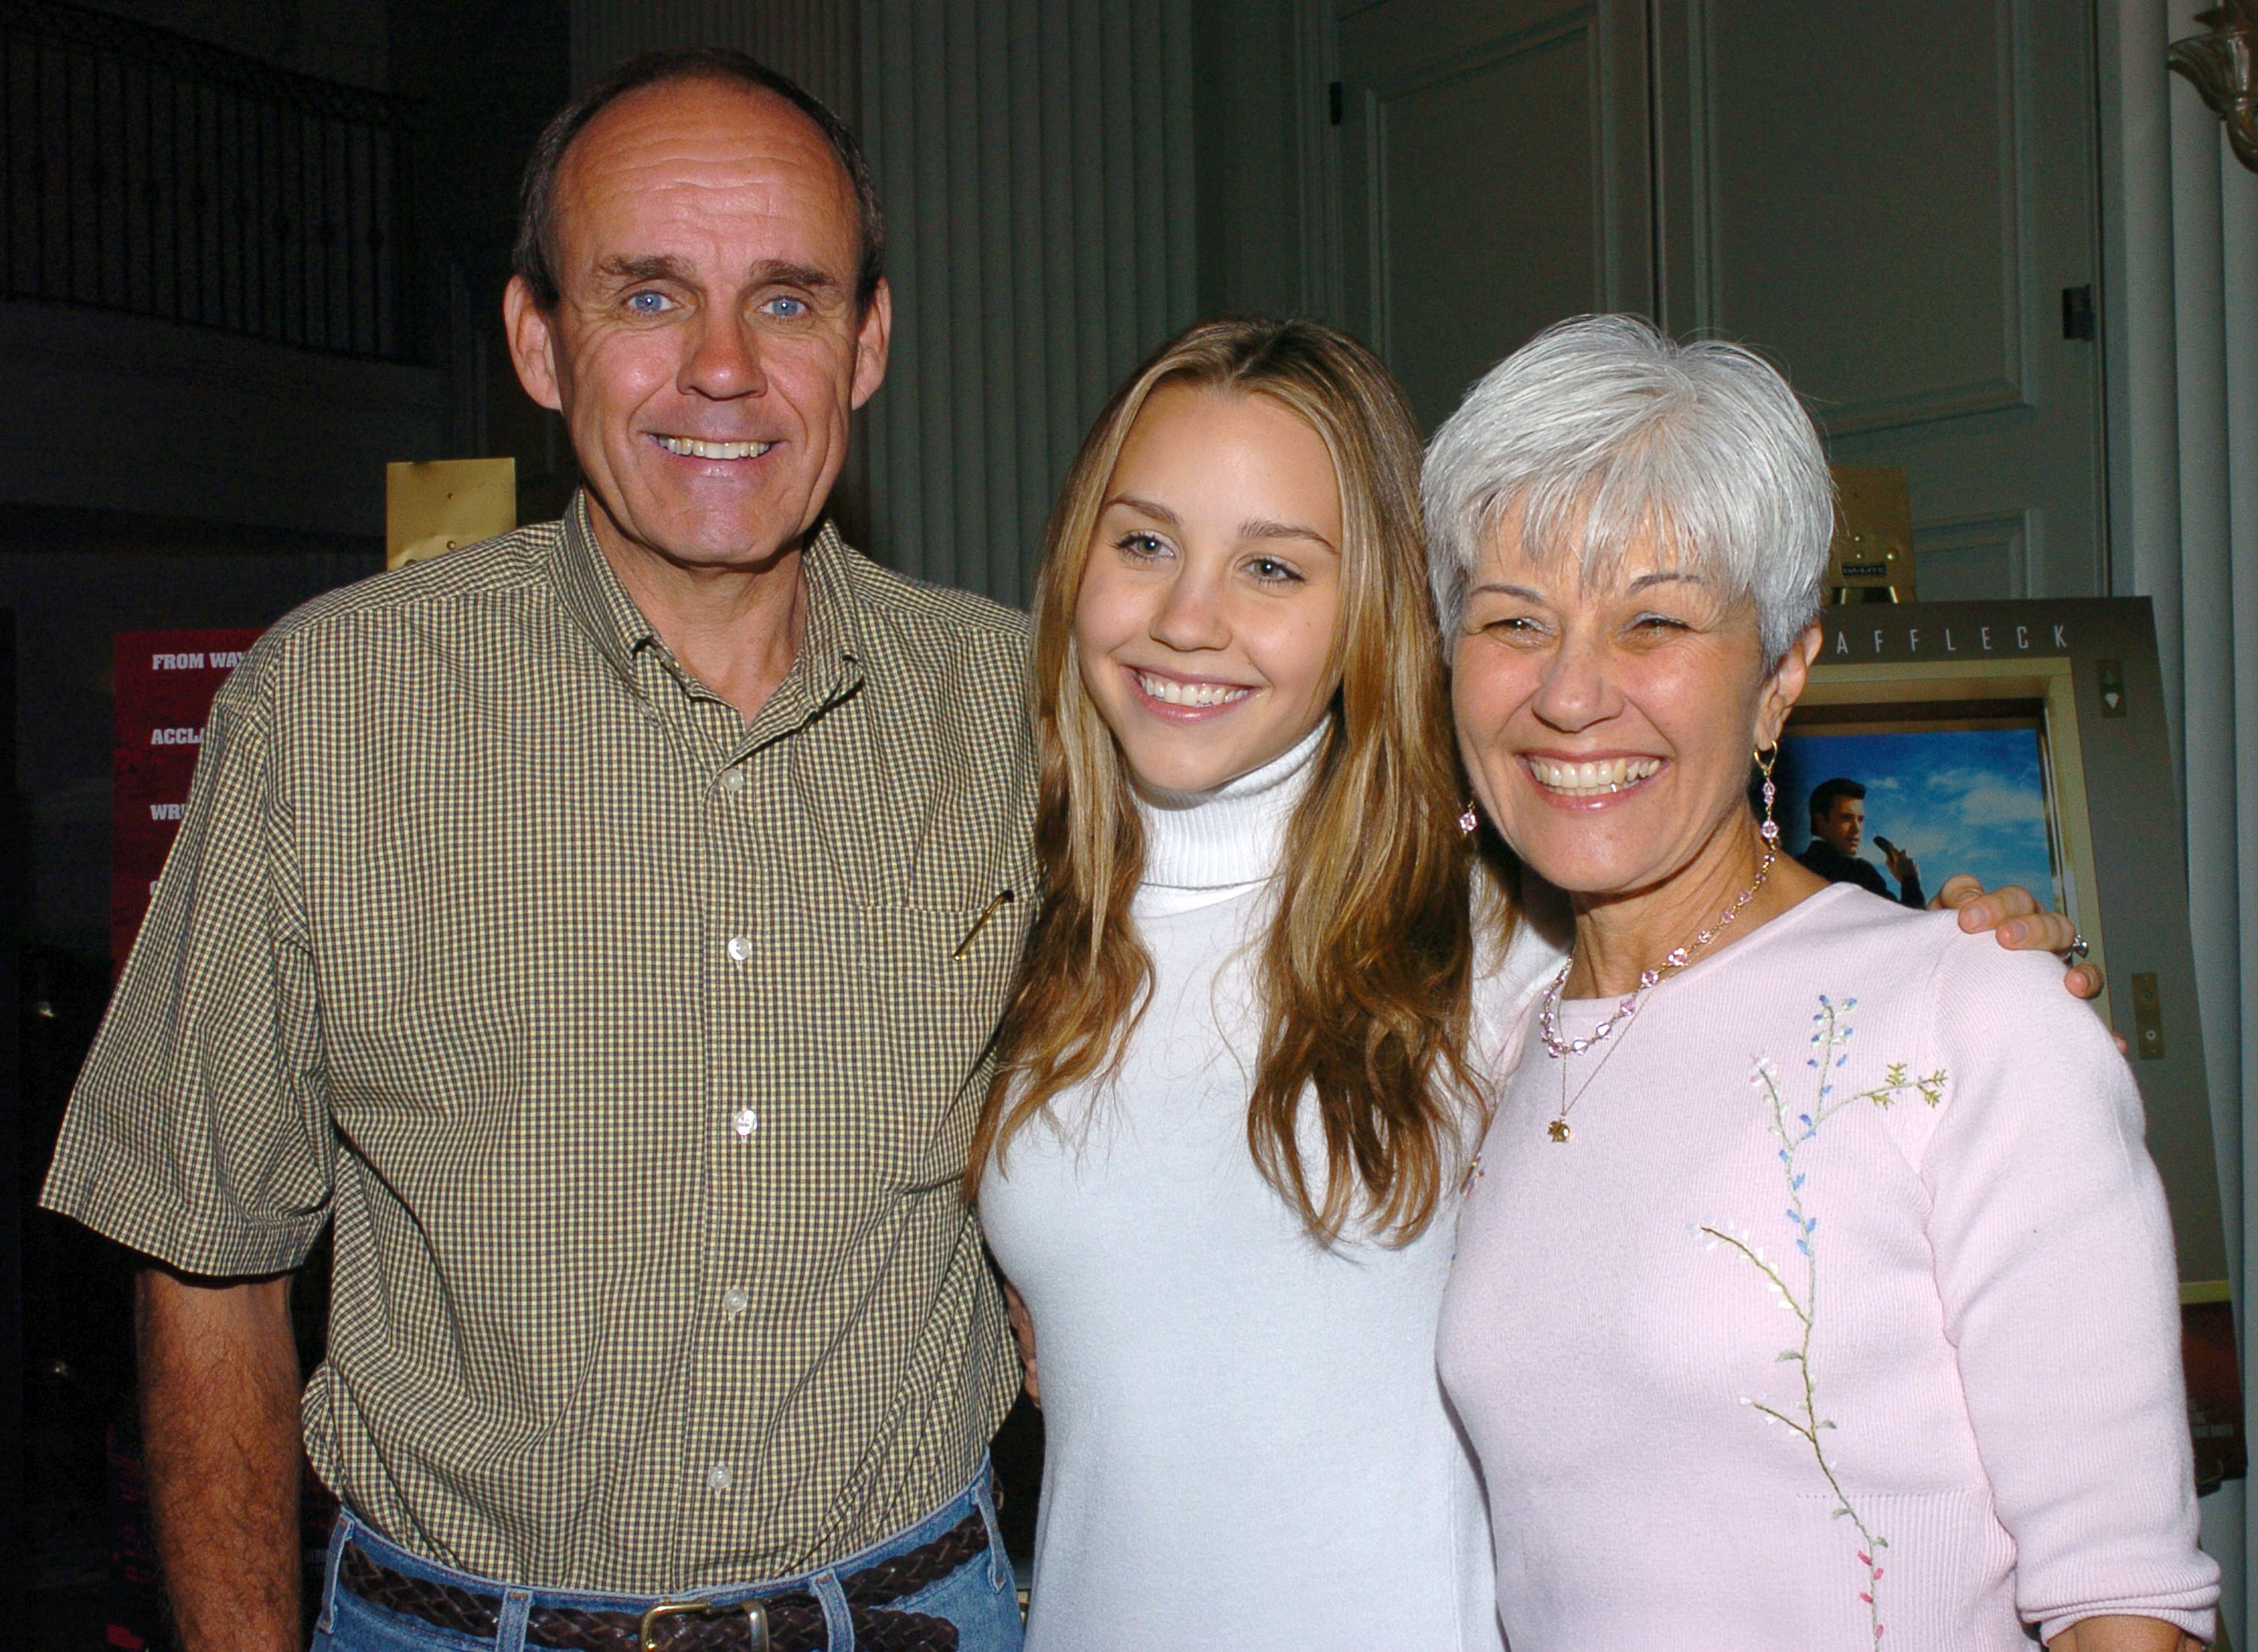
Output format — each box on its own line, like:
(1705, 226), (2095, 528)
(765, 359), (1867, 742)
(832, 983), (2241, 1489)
(857, 0), (1197, 604)
(2111, 0), (2258, 1638)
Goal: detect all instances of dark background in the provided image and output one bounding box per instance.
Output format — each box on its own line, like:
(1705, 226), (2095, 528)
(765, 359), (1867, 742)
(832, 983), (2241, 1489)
(8, 3), (576, 1642)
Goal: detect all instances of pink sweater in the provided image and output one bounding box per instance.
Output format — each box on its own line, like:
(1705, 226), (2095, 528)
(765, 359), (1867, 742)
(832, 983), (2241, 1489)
(1438, 884), (2218, 1650)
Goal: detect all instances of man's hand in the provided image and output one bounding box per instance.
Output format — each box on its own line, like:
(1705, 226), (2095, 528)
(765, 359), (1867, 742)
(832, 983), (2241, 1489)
(1880, 839), (1921, 888)
(1934, 874), (2105, 1002)
(2047, 1614), (2206, 1650)
(135, 1265), (303, 1652)
(1003, 1279), (1039, 1407)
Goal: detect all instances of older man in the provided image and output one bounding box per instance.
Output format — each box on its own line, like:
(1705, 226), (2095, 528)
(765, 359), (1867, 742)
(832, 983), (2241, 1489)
(41, 50), (1033, 1652)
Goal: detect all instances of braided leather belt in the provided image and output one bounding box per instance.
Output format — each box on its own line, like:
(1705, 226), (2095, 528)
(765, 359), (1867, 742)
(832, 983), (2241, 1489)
(337, 1507), (990, 1652)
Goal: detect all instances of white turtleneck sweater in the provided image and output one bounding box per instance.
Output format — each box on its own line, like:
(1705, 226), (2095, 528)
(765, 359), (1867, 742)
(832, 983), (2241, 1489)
(978, 728), (1553, 1650)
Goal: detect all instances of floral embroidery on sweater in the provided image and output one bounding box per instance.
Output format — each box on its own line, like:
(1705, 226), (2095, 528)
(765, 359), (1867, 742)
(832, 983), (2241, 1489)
(1697, 996), (1947, 1644)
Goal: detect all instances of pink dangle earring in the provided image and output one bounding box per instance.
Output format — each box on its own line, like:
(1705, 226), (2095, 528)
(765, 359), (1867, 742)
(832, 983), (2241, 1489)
(1754, 744), (1781, 845)
(1458, 801), (1480, 836)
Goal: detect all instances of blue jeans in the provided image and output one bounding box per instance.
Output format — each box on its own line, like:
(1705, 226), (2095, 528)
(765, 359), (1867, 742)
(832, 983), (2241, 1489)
(312, 1465), (1022, 1652)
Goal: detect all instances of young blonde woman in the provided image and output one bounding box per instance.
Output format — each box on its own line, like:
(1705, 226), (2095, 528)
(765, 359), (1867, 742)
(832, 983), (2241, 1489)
(972, 318), (1523, 1649)
(969, 316), (2092, 1650)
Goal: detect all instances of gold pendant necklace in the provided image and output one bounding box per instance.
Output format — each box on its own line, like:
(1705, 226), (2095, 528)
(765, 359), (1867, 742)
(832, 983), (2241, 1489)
(1547, 987), (1638, 1142)
(1539, 811), (1780, 1144)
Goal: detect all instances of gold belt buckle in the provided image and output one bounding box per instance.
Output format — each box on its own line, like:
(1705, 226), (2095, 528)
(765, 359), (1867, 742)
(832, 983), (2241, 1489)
(638, 1596), (769, 1652)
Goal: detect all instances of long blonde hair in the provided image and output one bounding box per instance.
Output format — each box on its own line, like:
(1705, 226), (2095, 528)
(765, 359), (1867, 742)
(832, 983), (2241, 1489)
(969, 317), (1491, 1243)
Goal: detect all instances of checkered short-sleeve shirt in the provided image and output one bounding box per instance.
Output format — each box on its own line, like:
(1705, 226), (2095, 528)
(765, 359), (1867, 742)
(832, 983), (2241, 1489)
(41, 495), (1039, 1591)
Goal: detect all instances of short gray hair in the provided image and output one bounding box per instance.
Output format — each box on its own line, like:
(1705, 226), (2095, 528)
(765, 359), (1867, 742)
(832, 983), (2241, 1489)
(1422, 314), (1834, 662)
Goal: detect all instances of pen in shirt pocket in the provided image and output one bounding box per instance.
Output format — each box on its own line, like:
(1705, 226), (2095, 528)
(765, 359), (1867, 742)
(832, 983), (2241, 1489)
(951, 889), (1017, 961)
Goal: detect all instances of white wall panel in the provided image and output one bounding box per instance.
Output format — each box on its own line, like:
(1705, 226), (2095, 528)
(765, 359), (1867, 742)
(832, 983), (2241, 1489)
(1908, 510), (2031, 601)
(859, 0), (1197, 604)
(1678, 0), (2105, 601)
(1328, 0), (1651, 434)
(1700, 0), (2030, 432)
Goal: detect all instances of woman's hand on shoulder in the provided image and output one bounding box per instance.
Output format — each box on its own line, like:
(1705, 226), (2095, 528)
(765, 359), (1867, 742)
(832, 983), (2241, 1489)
(2046, 1614), (2207, 1650)
(1934, 873), (2104, 1002)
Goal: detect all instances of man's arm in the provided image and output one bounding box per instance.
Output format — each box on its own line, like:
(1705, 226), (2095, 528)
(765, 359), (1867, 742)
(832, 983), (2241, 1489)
(1879, 839), (1925, 908)
(2047, 1616), (2205, 1650)
(135, 1265), (303, 1652)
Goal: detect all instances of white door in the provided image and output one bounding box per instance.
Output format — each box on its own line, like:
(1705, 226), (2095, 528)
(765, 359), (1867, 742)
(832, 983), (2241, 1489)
(1678, 0), (2105, 599)
(1327, 0), (2107, 598)
(1333, 0), (1653, 434)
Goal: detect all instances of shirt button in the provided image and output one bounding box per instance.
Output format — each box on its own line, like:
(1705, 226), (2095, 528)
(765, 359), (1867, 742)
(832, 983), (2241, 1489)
(726, 935), (753, 963)
(719, 767), (746, 795)
(733, 1108), (759, 1137)
(722, 1287), (749, 1318)
(707, 1462), (732, 1493)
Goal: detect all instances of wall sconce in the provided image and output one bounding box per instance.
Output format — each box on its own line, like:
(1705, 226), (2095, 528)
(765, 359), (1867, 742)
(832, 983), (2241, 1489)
(2171, 0), (2258, 173)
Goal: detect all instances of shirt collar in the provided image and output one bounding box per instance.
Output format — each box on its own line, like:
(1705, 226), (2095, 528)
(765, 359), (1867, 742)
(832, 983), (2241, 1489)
(548, 490), (865, 717)
(759, 517), (863, 733)
(548, 491), (656, 682)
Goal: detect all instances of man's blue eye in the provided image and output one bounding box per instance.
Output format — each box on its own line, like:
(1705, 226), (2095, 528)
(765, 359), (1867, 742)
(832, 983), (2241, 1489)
(626, 291), (671, 315)
(764, 295), (808, 318)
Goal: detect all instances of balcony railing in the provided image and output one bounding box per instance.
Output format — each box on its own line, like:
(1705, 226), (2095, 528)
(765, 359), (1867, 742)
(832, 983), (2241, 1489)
(1, 0), (417, 360)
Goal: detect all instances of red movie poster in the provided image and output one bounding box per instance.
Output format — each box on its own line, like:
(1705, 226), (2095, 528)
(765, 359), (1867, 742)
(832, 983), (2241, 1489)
(111, 628), (265, 973)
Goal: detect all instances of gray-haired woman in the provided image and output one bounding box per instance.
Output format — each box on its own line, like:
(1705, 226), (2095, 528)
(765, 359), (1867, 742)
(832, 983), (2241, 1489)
(1432, 315), (2217, 1651)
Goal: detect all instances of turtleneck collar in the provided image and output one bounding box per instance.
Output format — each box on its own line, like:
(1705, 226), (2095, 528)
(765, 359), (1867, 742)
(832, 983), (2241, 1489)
(1134, 720), (1328, 911)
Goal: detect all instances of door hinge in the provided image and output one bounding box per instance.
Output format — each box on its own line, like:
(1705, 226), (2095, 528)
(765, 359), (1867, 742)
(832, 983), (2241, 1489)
(2062, 284), (2096, 341)
(1329, 81), (1344, 124)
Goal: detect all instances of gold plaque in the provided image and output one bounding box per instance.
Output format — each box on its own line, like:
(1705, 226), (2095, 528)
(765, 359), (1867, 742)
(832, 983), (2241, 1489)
(1827, 465), (1916, 604)
(386, 458), (518, 570)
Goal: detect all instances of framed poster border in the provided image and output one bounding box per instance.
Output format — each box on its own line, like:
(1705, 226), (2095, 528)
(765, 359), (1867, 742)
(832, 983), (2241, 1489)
(1808, 597), (2226, 1291)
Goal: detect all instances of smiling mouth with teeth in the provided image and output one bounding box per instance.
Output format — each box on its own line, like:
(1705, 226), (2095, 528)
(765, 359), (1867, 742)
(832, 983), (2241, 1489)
(1135, 670), (1253, 709)
(653, 435), (776, 460)
(1526, 755), (1663, 797)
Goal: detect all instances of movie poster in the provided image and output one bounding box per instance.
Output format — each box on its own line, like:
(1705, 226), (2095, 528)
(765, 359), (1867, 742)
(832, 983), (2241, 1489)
(111, 628), (264, 973)
(1776, 723), (2062, 914)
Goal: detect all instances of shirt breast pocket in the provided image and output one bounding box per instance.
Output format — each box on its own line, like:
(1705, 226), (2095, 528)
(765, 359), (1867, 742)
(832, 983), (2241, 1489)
(856, 891), (1036, 1193)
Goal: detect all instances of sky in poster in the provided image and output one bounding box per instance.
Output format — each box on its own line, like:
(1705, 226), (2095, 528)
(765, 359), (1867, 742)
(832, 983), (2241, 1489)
(1779, 726), (2059, 907)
